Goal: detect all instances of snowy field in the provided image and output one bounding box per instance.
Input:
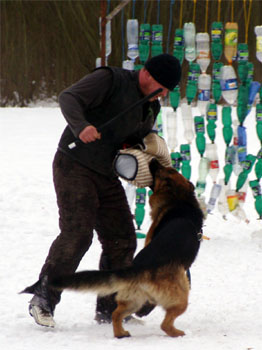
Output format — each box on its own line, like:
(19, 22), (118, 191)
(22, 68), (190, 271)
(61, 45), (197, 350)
(0, 106), (262, 350)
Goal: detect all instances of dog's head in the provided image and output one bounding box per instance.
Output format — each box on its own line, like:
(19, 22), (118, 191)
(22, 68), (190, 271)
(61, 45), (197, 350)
(149, 158), (194, 193)
(149, 158), (195, 213)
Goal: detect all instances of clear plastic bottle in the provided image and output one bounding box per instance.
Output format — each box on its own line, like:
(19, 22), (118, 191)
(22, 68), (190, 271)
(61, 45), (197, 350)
(254, 25), (262, 63)
(206, 143), (219, 183)
(232, 120), (243, 176)
(217, 179), (230, 219)
(122, 60), (134, 70)
(196, 157), (210, 197)
(198, 73), (211, 116)
(220, 65), (238, 105)
(207, 183), (222, 214)
(125, 183), (136, 211)
(127, 19), (139, 62)
(196, 33), (210, 73)
(166, 110), (178, 151)
(181, 103), (194, 144)
(184, 22), (196, 62)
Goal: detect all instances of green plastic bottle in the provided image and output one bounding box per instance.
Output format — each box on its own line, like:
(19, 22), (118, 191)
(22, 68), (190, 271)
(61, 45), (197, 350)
(236, 154), (257, 191)
(180, 144), (191, 180)
(255, 148), (262, 180)
(206, 103), (217, 143)
(186, 82), (198, 105)
(194, 116), (206, 157)
(246, 62), (254, 87)
(139, 23), (151, 64)
(237, 84), (249, 125)
(224, 146), (233, 184)
(135, 188), (146, 231)
(222, 106), (233, 146)
(169, 86), (180, 111)
(249, 180), (262, 219)
(256, 103), (262, 142)
(211, 22), (223, 60)
(173, 28), (184, 65)
(171, 152), (181, 171)
(151, 24), (163, 57)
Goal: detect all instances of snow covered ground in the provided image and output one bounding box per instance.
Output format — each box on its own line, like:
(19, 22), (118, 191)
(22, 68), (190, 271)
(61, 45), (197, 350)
(0, 106), (262, 350)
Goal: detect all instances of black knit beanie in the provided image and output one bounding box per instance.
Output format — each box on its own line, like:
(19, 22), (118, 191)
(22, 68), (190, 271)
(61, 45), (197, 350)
(144, 54), (181, 90)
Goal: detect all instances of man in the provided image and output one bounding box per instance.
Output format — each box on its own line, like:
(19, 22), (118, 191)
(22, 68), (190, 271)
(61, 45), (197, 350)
(22, 54), (181, 327)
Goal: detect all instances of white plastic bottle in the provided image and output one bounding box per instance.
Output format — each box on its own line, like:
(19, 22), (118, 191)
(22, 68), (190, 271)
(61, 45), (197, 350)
(184, 22), (196, 62)
(232, 120), (242, 176)
(127, 19), (139, 62)
(196, 157), (210, 197)
(125, 183), (136, 211)
(217, 179), (230, 219)
(198, 73), (211, 116)
(220, 65), (238, 105)
(255, 26), (262, 63)
(205, 143), (219, 183)
(166, 110), (178, 151)
(231, 182), (249, 223)
(122, 60), (134, 70)
(181, 103), (194, 144)
(196, 33), (210, 73)
(207, 183), (222, 214)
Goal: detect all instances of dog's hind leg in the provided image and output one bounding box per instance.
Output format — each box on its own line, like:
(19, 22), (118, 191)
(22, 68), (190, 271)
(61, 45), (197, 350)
(160, 295), (188, 338)
(161, 301), (187, 337)
(112, 301), (134, 338)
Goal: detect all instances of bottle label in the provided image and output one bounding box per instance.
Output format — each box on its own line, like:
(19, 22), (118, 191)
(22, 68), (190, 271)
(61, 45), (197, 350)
(197, 51), (210, 59)
(212, 67), (222, 81)
(198, 89), (210, 101)
(237, 191), (246, 202)
(207, 109), (217, 120)
(225, 28), (238, 46)
(257, 36), (262, 53)
(195, 120), (205, 133)
(136, 193), (146, 204)
(152, 31), (163, 42)
(238, 50), (249, 61)
(211, 29), (222, 40)
(242, 159), (251, 170)
(210, 160), (219, 169)
(174, 35), (184, 46)
(220, 78), (238, 91)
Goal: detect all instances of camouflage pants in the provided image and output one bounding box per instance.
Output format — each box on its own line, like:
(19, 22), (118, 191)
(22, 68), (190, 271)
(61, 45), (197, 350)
(40, 151), (137, 316)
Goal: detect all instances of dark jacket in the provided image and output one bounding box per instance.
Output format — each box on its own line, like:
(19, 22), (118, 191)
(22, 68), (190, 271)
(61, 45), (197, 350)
(58, 67), (160, 177)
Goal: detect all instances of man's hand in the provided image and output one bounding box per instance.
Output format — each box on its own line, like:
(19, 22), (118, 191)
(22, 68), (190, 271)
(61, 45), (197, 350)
(79, 125), (101, 143)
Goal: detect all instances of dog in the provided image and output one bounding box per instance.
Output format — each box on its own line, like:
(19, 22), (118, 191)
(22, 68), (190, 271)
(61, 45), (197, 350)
(50, 158), (204, 338)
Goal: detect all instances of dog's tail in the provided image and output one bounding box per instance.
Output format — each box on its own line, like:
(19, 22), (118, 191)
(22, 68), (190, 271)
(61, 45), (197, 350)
(50, 267), (139, 296)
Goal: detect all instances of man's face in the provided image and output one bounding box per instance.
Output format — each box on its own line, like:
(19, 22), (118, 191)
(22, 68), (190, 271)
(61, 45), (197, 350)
(141, 70), (169, 101)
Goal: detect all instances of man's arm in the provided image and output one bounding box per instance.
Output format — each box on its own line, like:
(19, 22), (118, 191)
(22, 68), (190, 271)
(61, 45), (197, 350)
(58, 68), (113, 142)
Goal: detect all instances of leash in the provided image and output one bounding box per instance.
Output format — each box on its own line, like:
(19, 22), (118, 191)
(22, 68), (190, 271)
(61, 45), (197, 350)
(68, 88), (163, 149)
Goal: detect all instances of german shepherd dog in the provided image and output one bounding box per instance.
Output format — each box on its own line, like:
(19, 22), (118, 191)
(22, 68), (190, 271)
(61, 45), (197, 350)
(51, 159), (204, 338)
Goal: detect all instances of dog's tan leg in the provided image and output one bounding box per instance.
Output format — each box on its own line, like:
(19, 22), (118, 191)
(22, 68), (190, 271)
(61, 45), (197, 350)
(161, 302), (187, 337)
(112, 301), (131, 338)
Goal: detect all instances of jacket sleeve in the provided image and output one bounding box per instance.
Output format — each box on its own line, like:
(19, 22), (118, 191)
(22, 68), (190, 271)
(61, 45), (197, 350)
(58, 69), (113, 138)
